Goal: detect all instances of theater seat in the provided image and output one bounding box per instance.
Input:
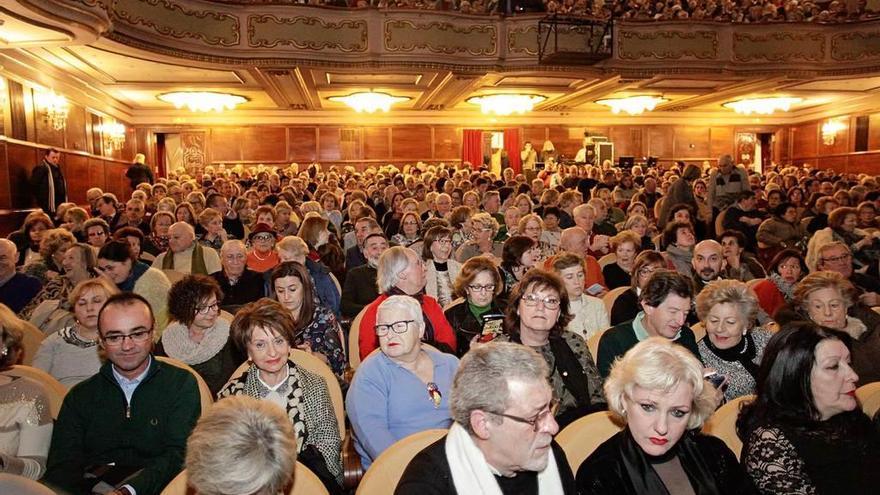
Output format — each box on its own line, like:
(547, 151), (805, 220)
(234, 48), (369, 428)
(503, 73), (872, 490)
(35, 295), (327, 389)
(702, 394), (754, 459)
(856, 381), (880, 418)
(155, 356), (215, 417)
(161, 462), (329, 495)
(355, 429), (447, 495)
(601, 286), (629, 316)
(691, 322), (706, 342)
(555, 411), (624, 473)
(349, 306), (368, 370)
(7, 365), (67, 418)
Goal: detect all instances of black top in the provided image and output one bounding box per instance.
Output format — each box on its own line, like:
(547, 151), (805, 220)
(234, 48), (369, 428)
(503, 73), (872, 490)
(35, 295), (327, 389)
(125, 163), (155, 188)
(443, 299), (504, 357)
(610, 289), (640, 326)
(596, 318), (701, 378)
(602, 263), (632, 290)
(211, 268), (266, 312)
(222, 216), (245, 240)
(340, 264), (378, 318)
(396, 437), (576, 495)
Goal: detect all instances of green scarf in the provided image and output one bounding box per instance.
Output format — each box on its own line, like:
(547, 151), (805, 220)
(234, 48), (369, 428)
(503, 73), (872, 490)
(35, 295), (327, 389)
(162, 242), (208, 275)
(467, 301), (492, 321)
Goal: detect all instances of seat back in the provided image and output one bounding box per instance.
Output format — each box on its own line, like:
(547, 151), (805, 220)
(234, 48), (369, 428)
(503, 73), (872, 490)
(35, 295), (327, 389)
(745, 278), (765, 290)
(355, 429), (447, 495)
(443, 297), (466, 312)
(587, 330), (606, 363)
(349, 306), (368, 370)
(228, 350), (345, 436)
(155, 356), (215, 417)
(691, 322), (706, 342)
(702, 394), (754, 459)
(7, 365), (68, 418)
(18, 319), (46, 366)
(555, 411), (624, 472)
(161, 462), (329, 495)
(856, 381), (880, 419)
(597, 253), (617, 268)
(601, 286), (629, 316)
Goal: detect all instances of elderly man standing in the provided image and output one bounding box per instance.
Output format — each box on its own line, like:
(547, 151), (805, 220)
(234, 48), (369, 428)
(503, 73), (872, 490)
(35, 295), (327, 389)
(396, 342), (576, 494)
(691, 240), (724, 293)
(357, 246), (456, 360)
(211, 240), (266, 311)
(30, 147), (67, 216)
(707, 154), (750, 214)
(0, 239), (41, 313)
(152, 222), (221, 275)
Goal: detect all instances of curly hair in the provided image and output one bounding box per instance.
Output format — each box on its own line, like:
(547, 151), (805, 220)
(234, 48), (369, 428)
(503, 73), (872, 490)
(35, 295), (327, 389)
(453, 255), (503, 299)
(793, 271), (857, 313)
(39, 228), (76, 262)
(168, 274), (224, 327)
(503, 268), (572, 338)
(695, 279), (758, 325)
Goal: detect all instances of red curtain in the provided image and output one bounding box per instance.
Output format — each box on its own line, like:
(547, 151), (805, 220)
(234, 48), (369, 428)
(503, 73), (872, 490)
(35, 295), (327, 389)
(462, 129), (483, 170)
(504, 128), (522, 175)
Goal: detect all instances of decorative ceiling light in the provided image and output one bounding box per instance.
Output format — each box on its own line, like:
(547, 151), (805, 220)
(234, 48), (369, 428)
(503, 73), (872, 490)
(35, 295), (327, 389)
(595, 96), (667, 115)
(35, 89), (69, 130)
(158, 91), (248, 112)
(97, 120), (126, 151)
(466, 94), (546, 116)
(722, 97), (802, 115)
(821, 119), (846, 145)
(327, 91), (410, 113)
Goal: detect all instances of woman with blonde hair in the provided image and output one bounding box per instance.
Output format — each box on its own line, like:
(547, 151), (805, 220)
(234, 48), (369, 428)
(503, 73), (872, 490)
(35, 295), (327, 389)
(454, 212), (501, 262)
(602, 230), (641, 289)
(576, 337), (745, 494)
(198, 208), (227, 251)
(62, 207), (89, 243)
(23, 228), (76, 284)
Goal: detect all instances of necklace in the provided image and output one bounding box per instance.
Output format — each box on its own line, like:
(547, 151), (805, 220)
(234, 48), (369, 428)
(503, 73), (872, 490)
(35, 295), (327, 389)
(251, 249), (272, 261)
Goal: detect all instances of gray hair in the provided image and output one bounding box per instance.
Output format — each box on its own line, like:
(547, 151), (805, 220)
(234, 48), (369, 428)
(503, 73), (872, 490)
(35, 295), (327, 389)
(377, 295), (424, 327)
(186, 396), (297, 495)
(220, 239), (246, 256)
(376, 246), (416, 293)
(450, 342), (549, 435)
(277, 236), (308, 259)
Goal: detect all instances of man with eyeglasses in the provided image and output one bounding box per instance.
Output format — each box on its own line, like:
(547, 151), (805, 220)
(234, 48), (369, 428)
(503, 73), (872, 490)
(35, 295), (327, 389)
(397, 342), (576, 494)
(212, 240), (266, 311)
(596, 270), (700, 378)
(152, 222), (221, 275)
(45, 293), (201, 495)
(815, 241), (880, 307)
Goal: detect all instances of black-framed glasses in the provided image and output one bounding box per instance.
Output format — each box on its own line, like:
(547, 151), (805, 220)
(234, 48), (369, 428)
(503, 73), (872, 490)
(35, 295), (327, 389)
(196, 302), (219, 315)
(375, 320), (415, 337)
(468, 284), (495, 293)
(253, 234), (274, 242)
(102, 330), (152, 346)
(522, 293), (560, 310)
(492, 399), (560, 432)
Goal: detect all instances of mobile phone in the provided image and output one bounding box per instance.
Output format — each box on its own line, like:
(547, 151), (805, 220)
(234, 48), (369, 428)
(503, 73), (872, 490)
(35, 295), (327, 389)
(704, 372), (727, 390)
(586, 283), (604, 295)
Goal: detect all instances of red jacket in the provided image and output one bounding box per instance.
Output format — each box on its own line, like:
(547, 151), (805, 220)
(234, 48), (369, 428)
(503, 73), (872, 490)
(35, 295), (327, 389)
(358, 293), (457, 360)
(752, 279), (786, 318)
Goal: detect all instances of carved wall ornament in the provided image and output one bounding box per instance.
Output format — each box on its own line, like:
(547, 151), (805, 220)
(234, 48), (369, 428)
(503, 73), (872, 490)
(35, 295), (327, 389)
(831, 31), (880, 61)
(384, 20), (496, 56)
(618, 30), (717, 60)
(508, 25), (538, 55)
(248, 15), (367, 52)
(733, 32), (825, 62)
(112, 0), (239, 46)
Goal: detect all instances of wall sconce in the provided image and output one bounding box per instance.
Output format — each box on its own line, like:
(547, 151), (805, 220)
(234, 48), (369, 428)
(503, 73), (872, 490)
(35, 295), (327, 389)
(97, 120), (126, 151)
(821, 120), (846, 145)
(35, 89), (69, 130)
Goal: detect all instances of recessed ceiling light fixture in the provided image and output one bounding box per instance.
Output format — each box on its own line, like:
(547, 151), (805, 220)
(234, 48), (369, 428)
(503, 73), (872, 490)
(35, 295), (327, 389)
(466, 94), (546, 116)
(595, 96), (667, 115)
(327, 91), (410, 113)
(722, 97), (802, 115)
(158, 91), (248, 112)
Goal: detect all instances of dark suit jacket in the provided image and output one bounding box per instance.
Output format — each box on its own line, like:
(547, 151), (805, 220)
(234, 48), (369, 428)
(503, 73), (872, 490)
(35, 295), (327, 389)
(340, 264), (377, 318)
(30, 160), (67, 214)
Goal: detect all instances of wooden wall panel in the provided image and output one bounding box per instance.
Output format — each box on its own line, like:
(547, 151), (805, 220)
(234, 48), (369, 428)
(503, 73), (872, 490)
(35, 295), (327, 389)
(88, 156), (106, 197)
(0, 142), (10, 208)
(318, 127), (341, 161)
(846, 152), (880, 173)
(241, 127), (287, 162)
(710, 127), (735, 159)
(65, 106), (88, 152)
(548, 127), (581, 159)
(791, 122), (818, 159)
(646, 127), (673, 158)
(64, 154), (91, 204)
(817, 156), (847, 172)
(521, 127), (547, 149)
(288, 127), (317, 161)
(433, 127), (460, 160)
(818, 121), (850, 156)
(102, 159), (128, 199)
(210, 128), (241, 162)
(393, 126), (432, 159)
(869, 114), (880, 151)
(6, 143), (38, 209)
(609, 127), (640, 158)
(675, 126), (710, 159)
(363, 127), (391, 160)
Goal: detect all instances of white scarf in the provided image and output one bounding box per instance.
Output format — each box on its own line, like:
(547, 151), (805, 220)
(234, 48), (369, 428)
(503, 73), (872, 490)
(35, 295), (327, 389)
(160, 318), (230, 365)
(445, 422), (564, 495)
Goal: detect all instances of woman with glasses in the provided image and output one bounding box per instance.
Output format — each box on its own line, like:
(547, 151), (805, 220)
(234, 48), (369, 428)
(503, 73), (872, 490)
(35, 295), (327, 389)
(752, 249), (807, 318)
(271, 262), (345, 380)
(610, 250), (666, 325)
(347, 296), (458, 469)
(158, 274), (244, 395)
(495, 269), (605, 427)
(22, 242), (97, 324)
(577, 338), (746, 494)
(807, 206), (880, 273)
(443, 256), (505, 356)
(219, 298), (342, 493)
(246, 223), (280, 273)
(392, 211), (422, 247)
(454, 212), (502, 263)
(518, 213), (555, 261)
(422, 226), (461, 309)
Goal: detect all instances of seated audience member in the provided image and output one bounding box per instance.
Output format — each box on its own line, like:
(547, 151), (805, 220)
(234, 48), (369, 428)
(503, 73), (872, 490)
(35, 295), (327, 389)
(720, 191), (764, 251)
(807, 206), (880, 274)
(114, 226), (155, 265)
(494, 269), (604, 427)
(576, 338), (745, 494)
(297, 215), (332, 262)
(610, 250), (666, 326)
(32, 278), (117, 387)
(122, 199), (150, 234)
(556, 227), (606, 290)
(271, 262), (345, 379)
(814, 241), (880, 298)
(16, 214), (52, 267)
(499, 235), (540, 294)
(551, 253), (609, 341)
(22, 242), (96, 324)
(83, 218), (110, 250)
(143, 211), (173, 256)
(96, 193), (124, 231)
(205, 193), (245, 241)
(62, 207), (89, 243)
(0, 325), (53, 480)
(22, 228), (75, 284)
(423, 226), (461, 309)
(246, 223), (281, 273)
(602, 230), (640, 290)
(197, 207), (227, 251)
(345, 216), (380, 270)
(751, 249), (806, 318)
(97, 240), (172, 331)
(691, 239), (724, 293)
(340, 233), (387, 319)
(44, 293), (201, 495)
(696, 280), (772, 401)
(455, 213), (502, 263)
(787, 271), (880, 384)
(597, 270), (700, 378)
(277, 236), (340, 317)
(152, 222), (221, 275)
(218, 299), (342, 492)
(211, 240), (266, 312)
(443, 256), (505, 356)
(0, 239), (41, 314)
(737, 322), (880, 495)
(392, 211), (423, 247)
(661, 221), (696, 278)
(719, 230), (766, 282)
(358, 246), (456, 360)
(756, 201), (803, 251)
(396, 342), (577, 494)
(348, 296), (458, 469)
(159, 274), (243, 395)
(186, 396), (297, 495)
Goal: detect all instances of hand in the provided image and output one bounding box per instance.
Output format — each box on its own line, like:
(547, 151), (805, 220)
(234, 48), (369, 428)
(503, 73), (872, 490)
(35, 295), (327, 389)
(860, 292), (880, 307)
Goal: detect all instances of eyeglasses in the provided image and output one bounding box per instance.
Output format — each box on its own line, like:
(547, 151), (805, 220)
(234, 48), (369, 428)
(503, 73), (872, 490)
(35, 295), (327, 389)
(196, 302), (219, 314)
(375, 320), (414, 337)
(521, 293), (560, 310)
(821, 253), (851, 264)
(468, 284), (496, 293)
(492, 399), (560, 432)
(253, 234), (274, 242)
(435, 239), (452, 245)
(102, 329), (152, 346)
(638, 266), (658, 277)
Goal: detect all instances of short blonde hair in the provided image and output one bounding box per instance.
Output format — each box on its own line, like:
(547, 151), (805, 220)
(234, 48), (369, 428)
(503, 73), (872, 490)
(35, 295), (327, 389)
(68, 278), (119, 308)
(695, 279), (758, 323)
(470, 212), (499, 237)
(517, 213), (543, 233)
(605, 337), (716, 430)
(793, 271), (857, 312)
(276, 236), (308, 259)
(39, 228), (76, 261)
(610, 230), (641, 251)
(198, 207), (222, 227)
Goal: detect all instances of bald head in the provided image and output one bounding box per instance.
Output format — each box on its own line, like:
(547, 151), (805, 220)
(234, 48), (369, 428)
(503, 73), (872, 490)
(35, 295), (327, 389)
(168, 222), (195, 253)
(0, 239), (17, 279)
(559, 227), (588, 256)
(693, 240), (723, 282)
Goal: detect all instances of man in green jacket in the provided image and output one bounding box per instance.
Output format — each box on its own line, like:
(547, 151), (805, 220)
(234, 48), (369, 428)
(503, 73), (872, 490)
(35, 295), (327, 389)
(44, 293), (201, 495)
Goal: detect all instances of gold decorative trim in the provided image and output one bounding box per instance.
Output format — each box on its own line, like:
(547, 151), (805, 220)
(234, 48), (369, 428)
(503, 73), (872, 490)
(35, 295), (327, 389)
(384, 20), (496, 56)
(112, 0), (240, 47)
(618, 31), (717, 60)
(831, 31), (880, 61)
(247, 15), (367, 52)
(508, 25), (538, 55)
(733, 32), (825, 62)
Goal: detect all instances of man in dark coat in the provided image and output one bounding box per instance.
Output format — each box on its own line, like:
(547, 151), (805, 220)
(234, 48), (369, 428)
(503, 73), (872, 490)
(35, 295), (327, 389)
(30, 147), (67, 215)
(125, 153), (155, 190)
